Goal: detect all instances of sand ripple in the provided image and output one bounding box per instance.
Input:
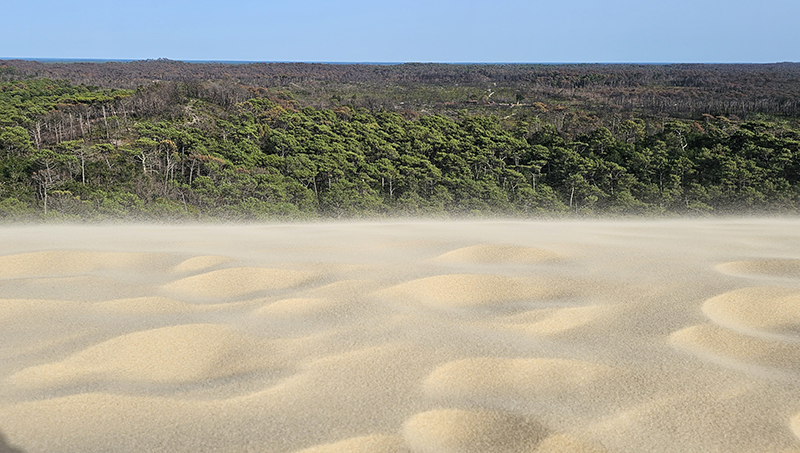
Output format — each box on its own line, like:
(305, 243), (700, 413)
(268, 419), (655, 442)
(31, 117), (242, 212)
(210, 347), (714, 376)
(402, 408), (547, 453)
(433, 244), (560, 264)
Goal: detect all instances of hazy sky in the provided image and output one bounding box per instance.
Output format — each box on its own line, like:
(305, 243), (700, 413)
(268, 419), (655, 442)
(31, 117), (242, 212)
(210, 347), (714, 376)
(3, 0), (798, 63)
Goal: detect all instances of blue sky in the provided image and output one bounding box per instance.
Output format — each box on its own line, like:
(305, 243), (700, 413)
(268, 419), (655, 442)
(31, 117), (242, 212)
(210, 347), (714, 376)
(3, 0), (798, 63)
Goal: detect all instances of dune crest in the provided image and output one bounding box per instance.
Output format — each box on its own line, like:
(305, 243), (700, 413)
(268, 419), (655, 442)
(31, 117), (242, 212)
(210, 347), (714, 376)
(433, 244), (560, 264)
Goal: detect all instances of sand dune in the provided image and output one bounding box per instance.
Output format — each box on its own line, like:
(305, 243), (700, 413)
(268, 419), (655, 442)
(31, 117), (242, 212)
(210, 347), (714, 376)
(161, 267), (316, 300)
(716, 259), (800, 279)
(433, 244), (560, 264)
(402, 409), (547, 453)
(172, 255), (234, 273)
(534, 434), (609, 453)
(0, 274), (148, 301)
(253, 297), (341, 317)
(791, 414), (800, 442)
(0, 298), (79, 323)
(493, 305), (611, 335)
(0, 250), (173, 278)
(299, 279), (378, 299)
(670, 323), (800, 374)
(7, 323), (281, 387)
(90, 296), (215, 314)
(423, 357), (615, 401)
(293, 434), (410, 453)
(375, 274), (572, 307)
(2, 220), (800, 452)
(588, 391), (800, 452)
(0, 392), (211, 452)
(702, 287), (800, 337)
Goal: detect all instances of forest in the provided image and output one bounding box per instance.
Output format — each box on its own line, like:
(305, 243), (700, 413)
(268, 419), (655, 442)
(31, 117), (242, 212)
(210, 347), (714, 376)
(1, 59), (799, 220)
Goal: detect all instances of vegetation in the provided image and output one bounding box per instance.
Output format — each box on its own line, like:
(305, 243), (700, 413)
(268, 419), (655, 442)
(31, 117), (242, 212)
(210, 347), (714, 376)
(1, 60), (799, 220)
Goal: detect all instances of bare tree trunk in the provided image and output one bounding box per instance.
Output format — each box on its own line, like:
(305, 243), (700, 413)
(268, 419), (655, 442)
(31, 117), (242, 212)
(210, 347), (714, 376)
(78, 114), (85, 140)
(102, 105), (110, 141)
(569, 185), (575, 209)
(34, 122), (42, 150)
(189, 159), (195, 185)
(80, 148), (86, 184)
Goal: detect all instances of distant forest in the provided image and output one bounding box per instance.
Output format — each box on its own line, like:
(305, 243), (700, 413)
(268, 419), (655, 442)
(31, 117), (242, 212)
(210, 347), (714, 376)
(1, 59), (799, 220)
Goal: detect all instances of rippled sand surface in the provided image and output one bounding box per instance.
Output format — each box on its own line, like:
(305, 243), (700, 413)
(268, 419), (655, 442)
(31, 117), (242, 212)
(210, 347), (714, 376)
(2, 219), (800, 452)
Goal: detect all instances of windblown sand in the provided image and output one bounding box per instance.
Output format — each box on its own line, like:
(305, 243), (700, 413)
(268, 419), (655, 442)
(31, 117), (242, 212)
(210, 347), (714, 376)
(2, 219), (800, 452)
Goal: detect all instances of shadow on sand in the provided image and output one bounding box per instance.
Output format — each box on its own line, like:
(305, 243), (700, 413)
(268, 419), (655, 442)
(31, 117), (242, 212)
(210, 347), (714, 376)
(0, 430), (23, 453)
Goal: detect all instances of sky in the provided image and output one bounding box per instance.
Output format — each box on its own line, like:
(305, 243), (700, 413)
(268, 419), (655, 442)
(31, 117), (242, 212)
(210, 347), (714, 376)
(2, 0), (799, 63)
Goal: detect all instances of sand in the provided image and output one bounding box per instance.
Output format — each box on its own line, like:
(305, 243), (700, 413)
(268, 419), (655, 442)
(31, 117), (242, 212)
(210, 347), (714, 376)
(1, 219), (800, 452)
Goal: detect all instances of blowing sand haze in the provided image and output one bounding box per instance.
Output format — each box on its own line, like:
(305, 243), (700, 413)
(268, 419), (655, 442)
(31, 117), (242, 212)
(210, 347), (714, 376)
(2, 219), (800, 452)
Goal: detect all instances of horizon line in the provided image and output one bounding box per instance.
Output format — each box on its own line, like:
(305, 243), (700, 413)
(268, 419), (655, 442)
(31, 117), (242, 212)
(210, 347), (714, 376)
(3, 57), (799, 66)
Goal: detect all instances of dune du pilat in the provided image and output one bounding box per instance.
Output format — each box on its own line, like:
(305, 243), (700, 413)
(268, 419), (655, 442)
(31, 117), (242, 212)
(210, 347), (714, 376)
(2, 61), (800, 452)
(2, 221), (800, 452)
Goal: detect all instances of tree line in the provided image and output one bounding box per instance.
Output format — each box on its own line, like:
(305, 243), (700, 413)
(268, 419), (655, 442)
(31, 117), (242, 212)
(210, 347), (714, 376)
(1, 76), (799, 220)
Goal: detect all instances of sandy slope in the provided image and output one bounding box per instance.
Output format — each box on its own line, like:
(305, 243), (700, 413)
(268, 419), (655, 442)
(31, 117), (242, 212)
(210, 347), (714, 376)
(1, 219), (800, 452)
